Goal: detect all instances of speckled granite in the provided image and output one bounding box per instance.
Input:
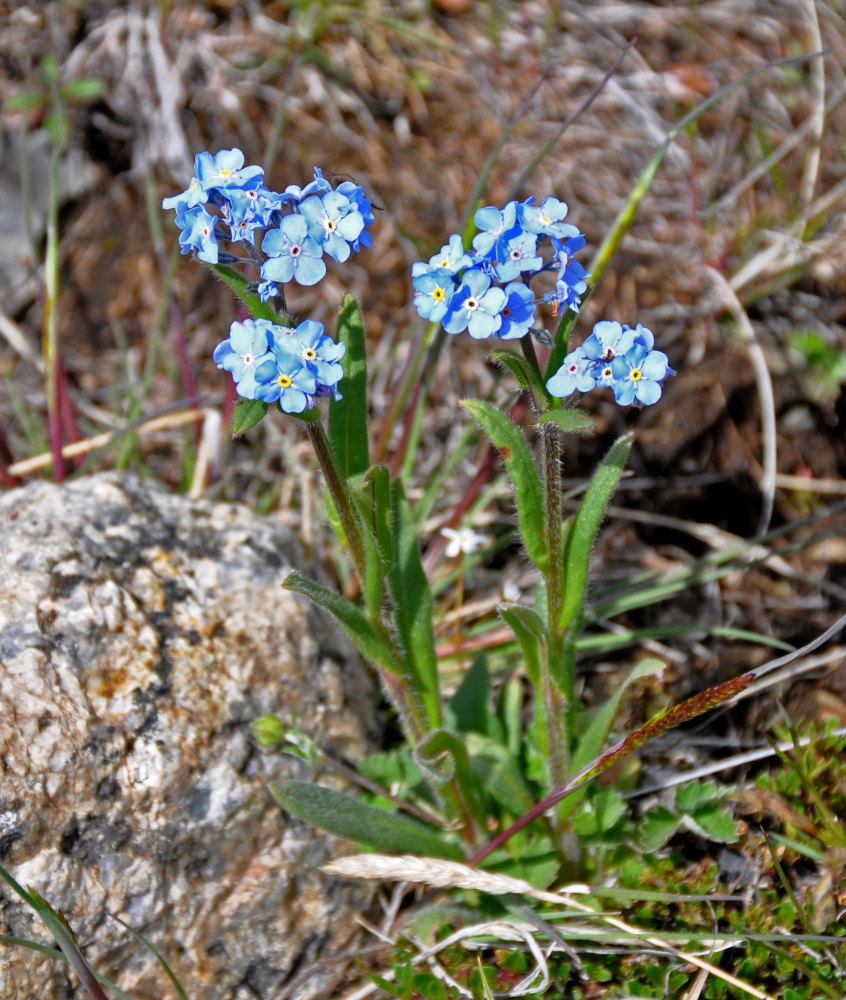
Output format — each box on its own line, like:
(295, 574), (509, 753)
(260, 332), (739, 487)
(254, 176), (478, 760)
(0, 473), (376, 1000)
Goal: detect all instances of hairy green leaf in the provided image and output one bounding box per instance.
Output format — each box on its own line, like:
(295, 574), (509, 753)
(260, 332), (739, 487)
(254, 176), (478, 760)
(271, 781), (461, 858)
(461, 399), (547, 573)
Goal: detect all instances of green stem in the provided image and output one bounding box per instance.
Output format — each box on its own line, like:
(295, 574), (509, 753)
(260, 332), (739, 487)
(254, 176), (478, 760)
(306, 420), (367, 582)
(541, 420), (570, 787)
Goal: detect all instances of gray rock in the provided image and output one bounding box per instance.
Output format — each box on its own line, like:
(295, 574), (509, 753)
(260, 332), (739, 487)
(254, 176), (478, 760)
(0, 474), (377, 1000)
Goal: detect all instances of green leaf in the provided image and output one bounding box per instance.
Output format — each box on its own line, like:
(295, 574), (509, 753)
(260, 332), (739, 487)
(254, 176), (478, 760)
(207, 263), (283, 323)
(638, 804), (680, 853)
(329, 294), (369, 480)
(536, 408), (594, 434)
(489, 349), (547, 399)
(283, 570), (393, 670)
(413, 972), (448, 1000)
(231, 398), (269, 436)
(497, 603), (547, 688)
(461, 399), (547, 573)
(674, 779), (724, 814)
(464, 732), (535, 817)
(415, 729), (483, 821)
(386, 480), (441, 727)
(559, 433), (632, 633)
(446, 656), (490, 735)
(271, 780), (462, 858)
(60, 78), (105, 103)
(689, 802), (738, 843)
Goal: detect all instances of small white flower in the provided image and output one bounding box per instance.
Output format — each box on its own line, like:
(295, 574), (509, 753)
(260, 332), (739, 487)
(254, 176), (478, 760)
(442, 526), (487, 558)
(501, 580), (521, 603)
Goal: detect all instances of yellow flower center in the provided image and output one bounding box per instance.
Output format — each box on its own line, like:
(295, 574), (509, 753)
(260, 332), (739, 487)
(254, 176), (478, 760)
(277, 375), (292, 389)
(303, 348), (317, 361)
(433, 288), (445, 301)
(629, 368), (642, 382)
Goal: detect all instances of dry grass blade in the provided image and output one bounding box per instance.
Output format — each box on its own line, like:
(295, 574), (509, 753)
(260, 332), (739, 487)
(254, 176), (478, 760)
(322, 854), (777, 1000)
(7, 407), (212, 477)
(706, 267), (776, 536)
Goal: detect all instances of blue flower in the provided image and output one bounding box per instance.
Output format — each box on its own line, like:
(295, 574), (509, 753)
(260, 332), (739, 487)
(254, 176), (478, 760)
(271, 320), (345, 398)
(443, 268), (506, 338)
(412, 271), (455, 322)
(497, 282), (536, 339)
(493, 229), (542, 282)
(258, 279), (279, 302)
(261, 214), (327, 286)
(518, 197), (581, 240)
(610, 343), (675, 406)
(412, 234), (472, 280)
(471, 201), (519, 260)
(175, 203), (219, 263)
(162, 177), (207, 212)
(299, 190), (364, 263)
(194, 148), (263, 193)
(546, 346), (596, 397)
(581, 320), (630, 366)
(213, 319), (275, 399)
(280, 167), (334, 205)
(255, 348), (318, 413)
(335, 179), (375, 251)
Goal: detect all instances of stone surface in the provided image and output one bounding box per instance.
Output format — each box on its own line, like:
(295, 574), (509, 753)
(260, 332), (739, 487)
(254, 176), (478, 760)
(0, 473), (377, 1000)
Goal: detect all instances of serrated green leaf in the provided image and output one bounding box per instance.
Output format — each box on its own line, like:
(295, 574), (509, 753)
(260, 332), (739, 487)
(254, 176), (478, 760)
(329, 294), (369, 480)
(689, 802), (739, 843)
(283, 570), (393, 670)
(560, 433), (632, 633)
(386, 480), (441, 727)
(536, 408), (594, 434)
(638, 804), (680, 853)
(461, 399), (547, 573)
(674, 779), (725, 814)
(231, 398), (269, 436)
(271, 780), (462, 858)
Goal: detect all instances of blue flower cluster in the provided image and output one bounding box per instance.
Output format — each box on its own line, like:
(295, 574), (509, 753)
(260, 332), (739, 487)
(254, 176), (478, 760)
(212, 318), (345, 413)
(411, 197), (590, 340)
(161, 149), (374, 299)
(546, 320), (675, 406)
(162, 150), (373, 410)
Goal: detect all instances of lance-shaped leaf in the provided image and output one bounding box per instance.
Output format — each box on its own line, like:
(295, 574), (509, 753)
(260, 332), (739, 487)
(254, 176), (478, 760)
(209, 263), (285, 324)
(284, 570), (393, 671)
(559, 433), (632, 634)
(271, 781), (462, 859)
(386, 479), (441, 727)
(329, 295), (369, 480)
(461, 399), (547, 574)
(231, 398), (269, 437)
(497, 603), (547, 688)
